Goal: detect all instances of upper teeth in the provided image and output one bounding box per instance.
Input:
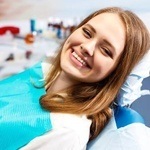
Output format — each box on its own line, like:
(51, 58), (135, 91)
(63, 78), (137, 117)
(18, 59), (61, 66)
(72, 51), (86, 65)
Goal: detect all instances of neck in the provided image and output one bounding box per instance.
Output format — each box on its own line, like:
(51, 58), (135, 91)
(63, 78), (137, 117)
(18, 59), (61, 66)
(47, 71), (78, 93)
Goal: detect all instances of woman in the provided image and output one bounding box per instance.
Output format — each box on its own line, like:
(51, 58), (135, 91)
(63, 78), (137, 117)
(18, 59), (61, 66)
(0, 7), (150, 149)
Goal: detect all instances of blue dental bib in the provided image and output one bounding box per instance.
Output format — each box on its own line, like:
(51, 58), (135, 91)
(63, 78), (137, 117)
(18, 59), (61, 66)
(0, 62), (52, 150)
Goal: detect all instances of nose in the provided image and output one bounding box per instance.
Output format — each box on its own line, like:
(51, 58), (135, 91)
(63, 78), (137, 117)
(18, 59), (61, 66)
(80, 40), (96, 56)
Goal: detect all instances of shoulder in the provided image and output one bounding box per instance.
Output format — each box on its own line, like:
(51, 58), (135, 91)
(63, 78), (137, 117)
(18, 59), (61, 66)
(51, 113), (92, 146)
(21, 113), (91, 150)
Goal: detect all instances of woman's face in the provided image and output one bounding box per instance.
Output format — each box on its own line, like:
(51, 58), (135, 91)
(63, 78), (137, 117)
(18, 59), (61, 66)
(60, 13), (126, 83)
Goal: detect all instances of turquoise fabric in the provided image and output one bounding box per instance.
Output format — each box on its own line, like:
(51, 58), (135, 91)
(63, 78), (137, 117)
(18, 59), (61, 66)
(0, 62), (52, 150)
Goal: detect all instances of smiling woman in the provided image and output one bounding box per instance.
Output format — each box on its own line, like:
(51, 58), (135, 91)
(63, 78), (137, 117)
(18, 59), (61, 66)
(60, 13), (125, 84)
(0, 7), (150, 150)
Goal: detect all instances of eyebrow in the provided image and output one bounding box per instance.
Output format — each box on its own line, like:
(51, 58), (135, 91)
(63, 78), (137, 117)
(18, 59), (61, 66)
(85, 23), (116, 57)
(85, 24), (96, 33)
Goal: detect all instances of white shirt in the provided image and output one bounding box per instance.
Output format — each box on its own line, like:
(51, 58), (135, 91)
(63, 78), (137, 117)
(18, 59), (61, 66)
(21, 113), (91, 150)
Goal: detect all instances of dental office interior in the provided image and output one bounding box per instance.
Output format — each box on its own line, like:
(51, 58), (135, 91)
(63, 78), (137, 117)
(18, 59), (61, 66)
(0, 0), (150, 135)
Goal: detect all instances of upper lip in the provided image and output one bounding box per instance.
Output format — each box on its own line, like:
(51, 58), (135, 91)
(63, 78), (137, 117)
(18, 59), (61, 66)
(72, 49), (92, 68)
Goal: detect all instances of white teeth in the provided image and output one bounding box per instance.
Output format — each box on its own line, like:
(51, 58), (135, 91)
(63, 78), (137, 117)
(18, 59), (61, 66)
(72, 52), (86, 65)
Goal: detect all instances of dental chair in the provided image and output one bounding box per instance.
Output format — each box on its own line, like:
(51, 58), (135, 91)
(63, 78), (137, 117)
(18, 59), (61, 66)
(88, 50), (150, 150)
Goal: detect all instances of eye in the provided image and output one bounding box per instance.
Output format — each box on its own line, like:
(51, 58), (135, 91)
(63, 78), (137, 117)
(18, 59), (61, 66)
(82, 27), (92, 38)
(101, 47), (113, 58)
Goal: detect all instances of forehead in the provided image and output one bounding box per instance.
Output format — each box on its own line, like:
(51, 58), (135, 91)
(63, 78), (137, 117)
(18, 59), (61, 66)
(87, 12), (122, 24)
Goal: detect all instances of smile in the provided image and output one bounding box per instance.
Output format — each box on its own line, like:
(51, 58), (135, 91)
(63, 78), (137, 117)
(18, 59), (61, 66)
(72, 51), (86, 66)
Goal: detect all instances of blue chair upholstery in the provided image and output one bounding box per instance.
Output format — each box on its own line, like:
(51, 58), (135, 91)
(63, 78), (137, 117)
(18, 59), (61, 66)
(114, 105), (144, 128)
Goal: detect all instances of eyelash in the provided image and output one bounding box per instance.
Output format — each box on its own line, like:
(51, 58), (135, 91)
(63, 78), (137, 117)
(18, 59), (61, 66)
(82, 28), (91, 38)
(101, 47), (113, 58)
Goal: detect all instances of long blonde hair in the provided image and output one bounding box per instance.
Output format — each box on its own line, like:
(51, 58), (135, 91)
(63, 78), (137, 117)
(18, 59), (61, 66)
(40, 7), (150, 140)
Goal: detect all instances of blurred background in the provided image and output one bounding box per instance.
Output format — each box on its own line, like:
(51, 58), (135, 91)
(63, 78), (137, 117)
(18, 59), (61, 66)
(0, 0), (150, 126)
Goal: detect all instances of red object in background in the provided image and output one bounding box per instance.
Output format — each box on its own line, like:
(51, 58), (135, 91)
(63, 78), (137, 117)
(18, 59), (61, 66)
(0, 26), (20, 35)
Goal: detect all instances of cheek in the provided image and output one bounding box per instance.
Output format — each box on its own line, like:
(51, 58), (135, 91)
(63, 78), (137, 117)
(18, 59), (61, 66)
(94, 58), (115, 77)
(67, 30), (83, 44)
